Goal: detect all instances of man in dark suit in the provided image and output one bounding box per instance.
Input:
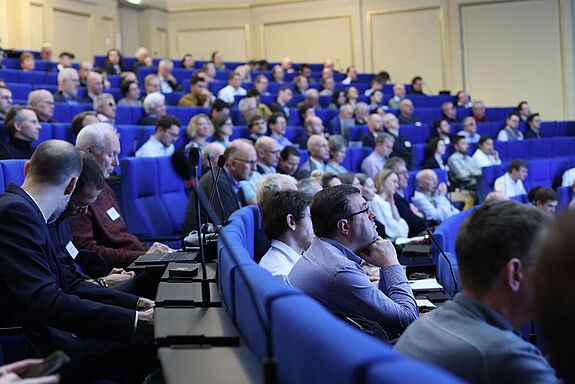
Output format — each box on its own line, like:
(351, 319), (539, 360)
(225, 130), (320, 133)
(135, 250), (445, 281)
(0, 140), (155, 382)
(0, 105), (41, 160)
(268, 86), (293, 120)
(183, 139), (257, 235)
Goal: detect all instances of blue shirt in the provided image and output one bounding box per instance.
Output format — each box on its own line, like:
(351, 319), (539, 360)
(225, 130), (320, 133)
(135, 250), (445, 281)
(361, 152), (387, 179)
(287, 237), (418, 334)
(395, 293), (558, 384)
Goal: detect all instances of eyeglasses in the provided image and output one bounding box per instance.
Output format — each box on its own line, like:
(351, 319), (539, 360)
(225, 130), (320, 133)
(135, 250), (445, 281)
(233, 158), (257, 166)
(348, 205), (370, 218)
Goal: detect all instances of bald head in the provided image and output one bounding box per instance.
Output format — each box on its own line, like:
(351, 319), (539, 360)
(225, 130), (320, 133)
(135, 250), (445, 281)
(201, 142), (226, 171)
(399, 98), (414, 117)
(308, 135), (329, 161)
(255, 136), (279, 167)
(393, 83), (406, 98)
(28, 89), (55, 122)
(27, 140), (82, 187)
(224, 139), (257, 181)
(416, 169), (437, 193)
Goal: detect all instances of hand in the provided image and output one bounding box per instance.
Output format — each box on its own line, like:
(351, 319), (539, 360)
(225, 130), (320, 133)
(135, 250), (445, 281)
(493, 149), (500, 160)
(437, 182), (447, 196)
(104, 269), (135, 287)
(137, 308), (154, 333)
(409, 203), (424, 218)
(144, 57), (153, 66)
(137, 298), (155, 311)
(361, 264), (380, 285)
(356, 237), (399, 269)
(0, 359), (60, 384)
(146, 242), (175, 254)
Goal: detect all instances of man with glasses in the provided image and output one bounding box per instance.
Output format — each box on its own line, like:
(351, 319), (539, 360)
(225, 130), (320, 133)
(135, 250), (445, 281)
(183, 139), (257, 235)
(0, 85), (13, 121)
(93, 93), (116, 124)
(28, 89), (56, 123)
(83, 72), (104, 103)
(240, 136), (280, 204)
(288, 185), (418, 336)
(136, 114), (181, 157)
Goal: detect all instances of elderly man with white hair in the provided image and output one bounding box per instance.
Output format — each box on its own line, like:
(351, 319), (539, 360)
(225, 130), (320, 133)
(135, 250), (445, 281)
(240, 136), (280, 204)
(28, 89), (55, 122)
(70, 122), (174, 268)
(388, 83), (406, 109)
(411, 169), (459, 225)
(132, 47), (153, 73)
(93, 93), (116, 124)
(138, 92), (166, 125)
(295, 134), (329, 180)
(157, 59), (180, 93)
(54, 67), (81, 104)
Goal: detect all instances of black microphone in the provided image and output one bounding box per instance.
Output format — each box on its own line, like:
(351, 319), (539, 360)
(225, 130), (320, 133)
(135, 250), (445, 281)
(188, 147), (208, 298)
(206, 155), (226, 222)
(171, 147), (192, 180)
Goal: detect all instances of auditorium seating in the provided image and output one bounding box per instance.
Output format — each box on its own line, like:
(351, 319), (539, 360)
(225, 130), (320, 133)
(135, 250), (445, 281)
(218, 206), (464, 383)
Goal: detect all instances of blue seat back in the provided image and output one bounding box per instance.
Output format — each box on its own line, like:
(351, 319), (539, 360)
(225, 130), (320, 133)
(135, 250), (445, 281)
(437, 251), (460, 297)
(0, 160), (27, 190)
(156, 157), (188, 233)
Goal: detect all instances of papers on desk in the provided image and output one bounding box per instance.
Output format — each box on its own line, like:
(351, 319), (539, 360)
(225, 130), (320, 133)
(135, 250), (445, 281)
(416, 299), (436, 308)
(395, 236), (426, 245)
(408, 278), (443, 292)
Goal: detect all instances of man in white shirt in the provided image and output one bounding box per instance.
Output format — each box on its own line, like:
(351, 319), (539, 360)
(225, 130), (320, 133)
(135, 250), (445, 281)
(457, 116), (480, 143)
(135, 114), (181, 157)
(259, 189), (313, 282)
(497, 112), (524, 141)
(217, 72), (247, 104)
(411, 169), (459, 225)
(494, 159), (528, 197)
(561, 167), (575, 187)
(472, 135), (501, 168)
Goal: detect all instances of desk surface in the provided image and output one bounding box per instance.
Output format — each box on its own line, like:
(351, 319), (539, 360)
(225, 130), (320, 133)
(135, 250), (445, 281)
(159, 345), (263, 384)
(156, 282), (221, 306)
(155, 307), (239, 342)
(161, 262), (217, 282)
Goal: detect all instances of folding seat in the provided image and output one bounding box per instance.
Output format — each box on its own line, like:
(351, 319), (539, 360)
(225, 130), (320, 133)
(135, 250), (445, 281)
(0, 160), (27, 190)
(288, 109), (300, 126)
(291, 94), (304, 105)
(364, 358), (464, 383)
(164, 92), (184, 106)
(172, 69), (189, 83)
(556, 186), (573, 210)
(120, 157), (175, 238)
(93, 55), (106, 67)
(528, 138), (552, 159)
(131, 107), (145, 125)
(44, 73), (58, 85)
(270, 295), (397, 384)
(341, 147), (371, 172)
(415, 108), (443, 126)
(214, 70), (233, 81)
(502, 140), (527, 160)
(510, 194), (528, 204)
(353, 83), (371, 95)
(525, 160), (550, 188)
(346, 125), (369, 142)
(208, 82), (226, 95)
(156, 156), (188, 235)
(136, 66), (155, 81)
(116, 125), (154, 158)
(230, 126), (248, 140)
(284, 72), (297, 82)
(399, 124), (429, 144)
(436, 251), (460, 297)
(298, 149), (309, 165)
(229, 108), (242, 125)
(382, 84), (394, 94)
(181, 79), (191, 92)
(105, 88), (123, 102)
(565, 121), (575, 136)
(20, 71), (47, 86)
(539, 122), (559, 137)
(333, 72), (346, 82)
(115, 105), (133, 125)
(318, 95), (331, 108)
(33, 123), (53, 146)
(551, 136), (575, 157)
(173, 107), (197, 126)
(478, 164), (505, 202)
(0, 169), (5, 193)
(1, 58), (19, 69)
(430, 206), (479, 265)
(51, 123), (74, 143)
(267, 82), (282, 94)
(284, 126), (303, 141)
(260, 95), (274, 105)
(165, 106), (178, 117)
(107, 75), (120, 88)
(411, 144), (427, 169)
(356, 74), (374, 83)
(7, 84), (33, 100)
(234, 264), (301, 359)
(0, 69), (19, 82)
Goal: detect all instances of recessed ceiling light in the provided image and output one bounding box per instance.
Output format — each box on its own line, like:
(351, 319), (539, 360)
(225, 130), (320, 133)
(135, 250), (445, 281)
(126, 0), (142, 4)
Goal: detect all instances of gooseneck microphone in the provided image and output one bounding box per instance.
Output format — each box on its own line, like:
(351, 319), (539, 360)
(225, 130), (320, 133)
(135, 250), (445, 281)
(206, 155), (226, 224)
(425, 227), (459, 294)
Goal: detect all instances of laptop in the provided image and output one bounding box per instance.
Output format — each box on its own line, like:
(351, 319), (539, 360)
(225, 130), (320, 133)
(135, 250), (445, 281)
(134, 251), (199, 266)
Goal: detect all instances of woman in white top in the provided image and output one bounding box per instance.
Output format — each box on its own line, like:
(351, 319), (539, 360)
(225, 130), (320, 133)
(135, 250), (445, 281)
(371, 168), (409, 238)
(472, 135), (502, 168)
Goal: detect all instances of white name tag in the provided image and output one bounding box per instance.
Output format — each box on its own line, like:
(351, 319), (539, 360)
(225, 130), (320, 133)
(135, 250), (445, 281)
(66, 241), (79, 259)
(106, 207), (120, 221)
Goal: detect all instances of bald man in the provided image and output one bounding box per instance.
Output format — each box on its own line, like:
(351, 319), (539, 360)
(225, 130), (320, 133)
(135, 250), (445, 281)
(295, 135), (329, 180)
(398, 98), (422, 125)
(388, 83), (406, 109)
(28, 89), (56, 123)
(240, 136), (281, 204)
(297, 116), (325, 150)
(183, 139), (257, 234)
(411, 169), (459, 225)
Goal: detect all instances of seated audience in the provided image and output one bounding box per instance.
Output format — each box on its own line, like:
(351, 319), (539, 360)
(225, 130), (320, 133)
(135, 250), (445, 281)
(383, 113), (413, 167)
(183, 139), (257, 234)
(132, 47), (153, 73)
(325, 135), (348, 174)
(200, 142), (226, 175)
(456, 90), (472, 108)
(345, 86), (359, 108)
(431, 118), (453, 145)
(322, 172), (342, 188)
(246, 89), (272, 118)
(118, 80), (142, 106)
(298, 104), (316, 126)
(83, 71), (104, 103)
(364, 76), (384, 97)
(328, 89), (347, 109)
(361, 133), (395, 179)
(40, 44), (53, 61)
(297, 116), (325, 150)
(497, 112), (524, 141)
(185, 113), (213, 152)
(53, 51), (74, 72)
(536, 209), (575, 383)
(293, 75), (309, 96)
(447, 136), (482, 190)
(101, 48), (125, 75)
(259, 190), (313, 282)
(457, 116), (480, 143)
(408, 76), (424, 95)
(181, 53), (195, 69)
(202, 62), (217, 82)
(138, 92), (166, 125)
(254, 74), (270, 96)
(342, 65), (358, 84)
(395, 200), (558, 384)
(422, 136), (448, 170)
(93, 93), (116, 124)
(368, 89), (384, 112)
(298, 63), (315, 84)
(354, 102), (370, 125)
(296, 89), (320, 110)
(157, 59), (181, 93)
(472, 100), (489, 122)
(328, 104), (354, 136)
(178, 76), (212, 107)
(268, 113), (292, 150)
(533, 188), (558, 214)
(0, 140), (156, 382)
(319, 76), (335, 96)
(28, 89), (55, 123)
(268, 85), (293, 120)
(281, 56), (294, 73)
(524, 113), (543, 138)
(211, 112), (234, 147)
(517, 100), (531, 121)
(288, 185), (417, 336)
(0, 106), (41, 160)
(0, 85), (13, 121)
(472, 135), (501, 168)
(78, 61), (93, 86)
(54, 68), (82, 104)
(397, 99), (422, 125)
(372, 168), (410, 239)
(561, 165), (575, 187)
(72, 123), (174, 267)
(411, 170), (459, 225)
(494, 158), (528, 197)
(441, 101), (460, 123)
(387, 83), (406, 109)
(136, 115), (181, 158)
(297, 177), (323, 196)
(295, 135), (329, 180)
(211, 50), (226, 71)
(271, 65), (285, 82)
(71, 111), (99, 136)
(240, 136), (280, 204)
(277, 146), (301, 176)
(19, 52), (35, 71)
(142, 73), (161, 98)
(237, 97), (258, 126)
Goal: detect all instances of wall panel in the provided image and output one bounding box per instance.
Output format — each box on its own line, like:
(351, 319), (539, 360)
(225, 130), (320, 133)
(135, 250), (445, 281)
(368, 6), (445, 92)
(461, 0), (563, 119)
(52, 7), (92, 61)
(176, 26), (249, 61)
(29, 2), (45, 48)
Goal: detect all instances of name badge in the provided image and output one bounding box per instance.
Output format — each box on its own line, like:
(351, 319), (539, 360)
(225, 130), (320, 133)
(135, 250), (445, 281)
(66, 241), (79, 259)
(106, 207), (120, 221)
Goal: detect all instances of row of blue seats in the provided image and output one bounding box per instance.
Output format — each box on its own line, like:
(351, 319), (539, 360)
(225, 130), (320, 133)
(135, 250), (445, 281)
(218, 205), (463, 383)
(0, 69), (122, 88)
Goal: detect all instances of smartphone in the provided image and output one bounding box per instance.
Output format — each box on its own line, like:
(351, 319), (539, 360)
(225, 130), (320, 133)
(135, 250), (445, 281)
(19, 350), (71, 378)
